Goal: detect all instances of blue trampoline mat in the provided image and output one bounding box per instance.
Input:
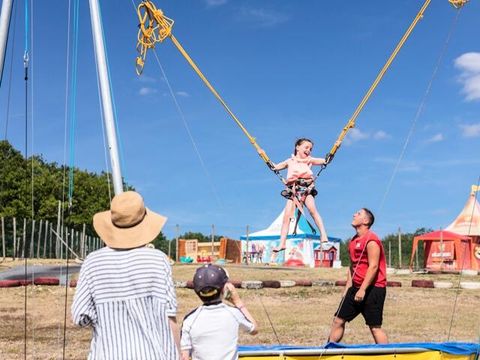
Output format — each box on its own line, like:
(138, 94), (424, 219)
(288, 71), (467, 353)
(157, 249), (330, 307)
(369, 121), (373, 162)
(239, 342), (480, 355)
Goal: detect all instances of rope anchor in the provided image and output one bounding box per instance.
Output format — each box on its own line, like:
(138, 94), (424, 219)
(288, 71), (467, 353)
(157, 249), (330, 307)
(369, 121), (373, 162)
(136, 1), (174, 75)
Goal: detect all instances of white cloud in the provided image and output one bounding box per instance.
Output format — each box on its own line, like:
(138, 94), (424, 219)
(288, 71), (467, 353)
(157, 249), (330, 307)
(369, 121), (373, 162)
(139, 87), (158, 96)
(344, 128), (390, 145)
(205, 0), (227, 7)
(137, 75), (157, 83)
(425, 133), (444, 143)
(459, 123), (480, 138)
(176, 91), (190, 97)
(239, 7), (289, 28)
(454, 52), (480, 101)
(373, 130), (390, 140)
(344, 128), (369, 145)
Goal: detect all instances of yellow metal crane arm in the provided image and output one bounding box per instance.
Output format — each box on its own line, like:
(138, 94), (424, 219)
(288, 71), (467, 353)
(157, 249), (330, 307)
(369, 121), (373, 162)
(136, 0), (276, 173)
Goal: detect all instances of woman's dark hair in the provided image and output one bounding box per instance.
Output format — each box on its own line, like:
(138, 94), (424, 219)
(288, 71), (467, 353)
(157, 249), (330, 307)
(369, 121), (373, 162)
(362, 208), (375, 228)
(294, 138), (313, 155)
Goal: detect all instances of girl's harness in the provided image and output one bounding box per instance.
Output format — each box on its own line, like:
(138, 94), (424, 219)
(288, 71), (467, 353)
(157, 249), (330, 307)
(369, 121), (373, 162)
(281, 178), (317, 235)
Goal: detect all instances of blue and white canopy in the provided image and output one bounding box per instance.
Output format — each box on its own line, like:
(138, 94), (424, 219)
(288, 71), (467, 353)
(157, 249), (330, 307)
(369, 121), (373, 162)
(240, 210), (340, 242)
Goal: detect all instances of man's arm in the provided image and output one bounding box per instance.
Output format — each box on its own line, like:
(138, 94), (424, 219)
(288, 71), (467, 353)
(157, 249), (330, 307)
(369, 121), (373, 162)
(354, 241), (380, 302)
(181, 350), (190, 360)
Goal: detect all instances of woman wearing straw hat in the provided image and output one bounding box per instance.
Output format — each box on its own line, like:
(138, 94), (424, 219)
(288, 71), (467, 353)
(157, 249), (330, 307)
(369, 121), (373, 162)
(72, 191), (179, 359)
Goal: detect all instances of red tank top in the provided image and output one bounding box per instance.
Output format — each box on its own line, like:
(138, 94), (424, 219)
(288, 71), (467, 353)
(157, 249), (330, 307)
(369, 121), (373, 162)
(348, 230), (387, 288)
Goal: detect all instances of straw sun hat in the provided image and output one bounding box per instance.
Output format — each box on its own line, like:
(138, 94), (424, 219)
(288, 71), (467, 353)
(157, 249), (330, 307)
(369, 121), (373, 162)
(93, 191), (167, 249)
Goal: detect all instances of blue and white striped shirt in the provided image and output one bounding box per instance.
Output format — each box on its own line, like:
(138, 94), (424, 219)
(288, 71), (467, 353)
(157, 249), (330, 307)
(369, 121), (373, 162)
(72, 246), (178, 360)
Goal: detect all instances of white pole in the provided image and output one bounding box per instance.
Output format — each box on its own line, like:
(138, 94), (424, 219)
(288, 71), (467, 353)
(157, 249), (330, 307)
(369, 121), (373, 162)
(398, 227), (402, 268)
(88, 0), (123, 195)
(175, 224), (179, 262)
(245, 225), (249, 265)
(0, 0), (13, 86)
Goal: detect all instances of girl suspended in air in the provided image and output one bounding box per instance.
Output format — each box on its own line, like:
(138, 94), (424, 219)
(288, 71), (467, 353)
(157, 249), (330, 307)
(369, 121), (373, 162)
(260, 138), (329, 261)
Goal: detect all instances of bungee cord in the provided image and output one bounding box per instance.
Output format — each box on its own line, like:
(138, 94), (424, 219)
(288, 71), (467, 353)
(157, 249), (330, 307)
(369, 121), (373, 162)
(62, 1), (81, 358)
(134, 0), (281, 180)
(22, 0), (30, 357)
(151, 48), (224, 209)
(28, 0), (36, 355)
(59, 0), (73, 356)
(378, 6), (464, 214)
(447, 180), (480, 341)
(67, 0), (80, 208)
(316, 4), (469, 350)
(258, 294), (281, 345)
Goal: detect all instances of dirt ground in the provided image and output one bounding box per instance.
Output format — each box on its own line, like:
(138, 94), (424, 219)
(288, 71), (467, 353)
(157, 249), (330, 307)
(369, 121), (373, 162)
(0, 261), (479, 359)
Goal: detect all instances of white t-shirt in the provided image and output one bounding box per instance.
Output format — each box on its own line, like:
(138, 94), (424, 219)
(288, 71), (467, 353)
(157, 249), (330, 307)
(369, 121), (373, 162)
(181, 303), (255, 360)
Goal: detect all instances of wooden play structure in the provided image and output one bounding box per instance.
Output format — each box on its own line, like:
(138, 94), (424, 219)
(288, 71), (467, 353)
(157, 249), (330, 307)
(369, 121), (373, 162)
(177, 237), (242, 264)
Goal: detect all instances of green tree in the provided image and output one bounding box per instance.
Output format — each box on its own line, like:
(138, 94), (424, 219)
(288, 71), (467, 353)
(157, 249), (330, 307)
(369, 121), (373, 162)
(180, 231), (223, 243)
(0, 140), (134, 256)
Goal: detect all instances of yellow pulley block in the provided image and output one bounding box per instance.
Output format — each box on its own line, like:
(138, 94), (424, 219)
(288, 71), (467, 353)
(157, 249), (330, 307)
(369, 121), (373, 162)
(136, 1), (174, 75)
(448, 0), (469, 9)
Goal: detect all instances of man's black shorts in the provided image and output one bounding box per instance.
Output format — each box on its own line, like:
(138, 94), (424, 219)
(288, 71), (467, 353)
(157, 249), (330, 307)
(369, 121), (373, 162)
(335, 286), (386, 326)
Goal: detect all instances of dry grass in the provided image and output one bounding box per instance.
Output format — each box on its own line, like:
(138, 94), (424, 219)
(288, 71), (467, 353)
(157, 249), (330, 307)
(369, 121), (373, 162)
(0, 260), (479, 359)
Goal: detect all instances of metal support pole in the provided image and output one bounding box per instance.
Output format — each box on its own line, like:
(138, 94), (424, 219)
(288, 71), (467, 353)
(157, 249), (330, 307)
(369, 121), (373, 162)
(1, 217), (5, 261)
(0, 0), (13, 86)
(48, 222), (52, 258)
(175, 224), (179, 262)
(36, 219), (42, 258)
(168, 234), (171, 259)
(245, 225), (249, 265)
(388, 240), (391, 268)
(88, 0), (123, 195)
(398, 227), (402, 268)
(12, 217), (16, 259)
(43, 220), (48, 258)
(440, 228), (444, 271)
(211, 224), (215, 258)
(29, 219), (35, 258)
(81, 223), (86, 259)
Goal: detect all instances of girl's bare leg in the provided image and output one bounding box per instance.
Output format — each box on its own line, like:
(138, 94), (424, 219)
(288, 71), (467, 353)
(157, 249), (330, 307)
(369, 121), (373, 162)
(304, 195), (328, 242)
(271, 200), (294, 261)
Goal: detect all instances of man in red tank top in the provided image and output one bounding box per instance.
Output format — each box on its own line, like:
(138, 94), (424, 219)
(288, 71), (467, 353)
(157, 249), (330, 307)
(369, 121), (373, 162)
(328, 208), (388, 344)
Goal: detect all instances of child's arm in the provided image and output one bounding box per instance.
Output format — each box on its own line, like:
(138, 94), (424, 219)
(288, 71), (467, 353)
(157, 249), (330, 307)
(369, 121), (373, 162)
(181, 350), (190, 360)
(224, 282), (258, 335)
(257, 148), (288, 171)
(310, 156), (326, 166)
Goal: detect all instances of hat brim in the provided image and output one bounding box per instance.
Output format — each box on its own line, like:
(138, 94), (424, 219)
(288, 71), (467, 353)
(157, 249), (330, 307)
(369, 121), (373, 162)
(93, 207), (167, 249)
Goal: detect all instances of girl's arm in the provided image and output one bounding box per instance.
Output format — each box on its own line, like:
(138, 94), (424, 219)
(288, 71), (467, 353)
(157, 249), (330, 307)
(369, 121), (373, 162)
(258, 148), (288, 171)
(272, 159), (288, 171)
(310, 157), (326, 166)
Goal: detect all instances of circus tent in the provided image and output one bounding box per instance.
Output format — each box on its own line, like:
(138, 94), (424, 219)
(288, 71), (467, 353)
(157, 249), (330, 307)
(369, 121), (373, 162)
(410, 186), (480, 271)
(445, 186), (480, 238)
(240, 210), (341, 268)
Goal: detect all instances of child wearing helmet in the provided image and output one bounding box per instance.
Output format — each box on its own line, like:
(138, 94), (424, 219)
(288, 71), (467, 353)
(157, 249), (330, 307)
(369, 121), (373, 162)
(180, 264), (258, 360)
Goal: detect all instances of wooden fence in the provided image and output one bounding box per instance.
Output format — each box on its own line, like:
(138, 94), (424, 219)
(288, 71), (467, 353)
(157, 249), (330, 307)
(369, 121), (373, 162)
(0, 216), (101, 261)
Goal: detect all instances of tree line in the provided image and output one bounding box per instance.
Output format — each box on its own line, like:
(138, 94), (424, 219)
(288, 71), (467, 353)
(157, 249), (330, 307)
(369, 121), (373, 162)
(0, 141), (224, 259)
(339, 227), (431, 269)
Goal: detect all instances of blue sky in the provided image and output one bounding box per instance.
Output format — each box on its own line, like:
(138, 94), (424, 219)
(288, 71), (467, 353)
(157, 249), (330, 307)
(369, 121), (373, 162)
(1, 0), (479, 241)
